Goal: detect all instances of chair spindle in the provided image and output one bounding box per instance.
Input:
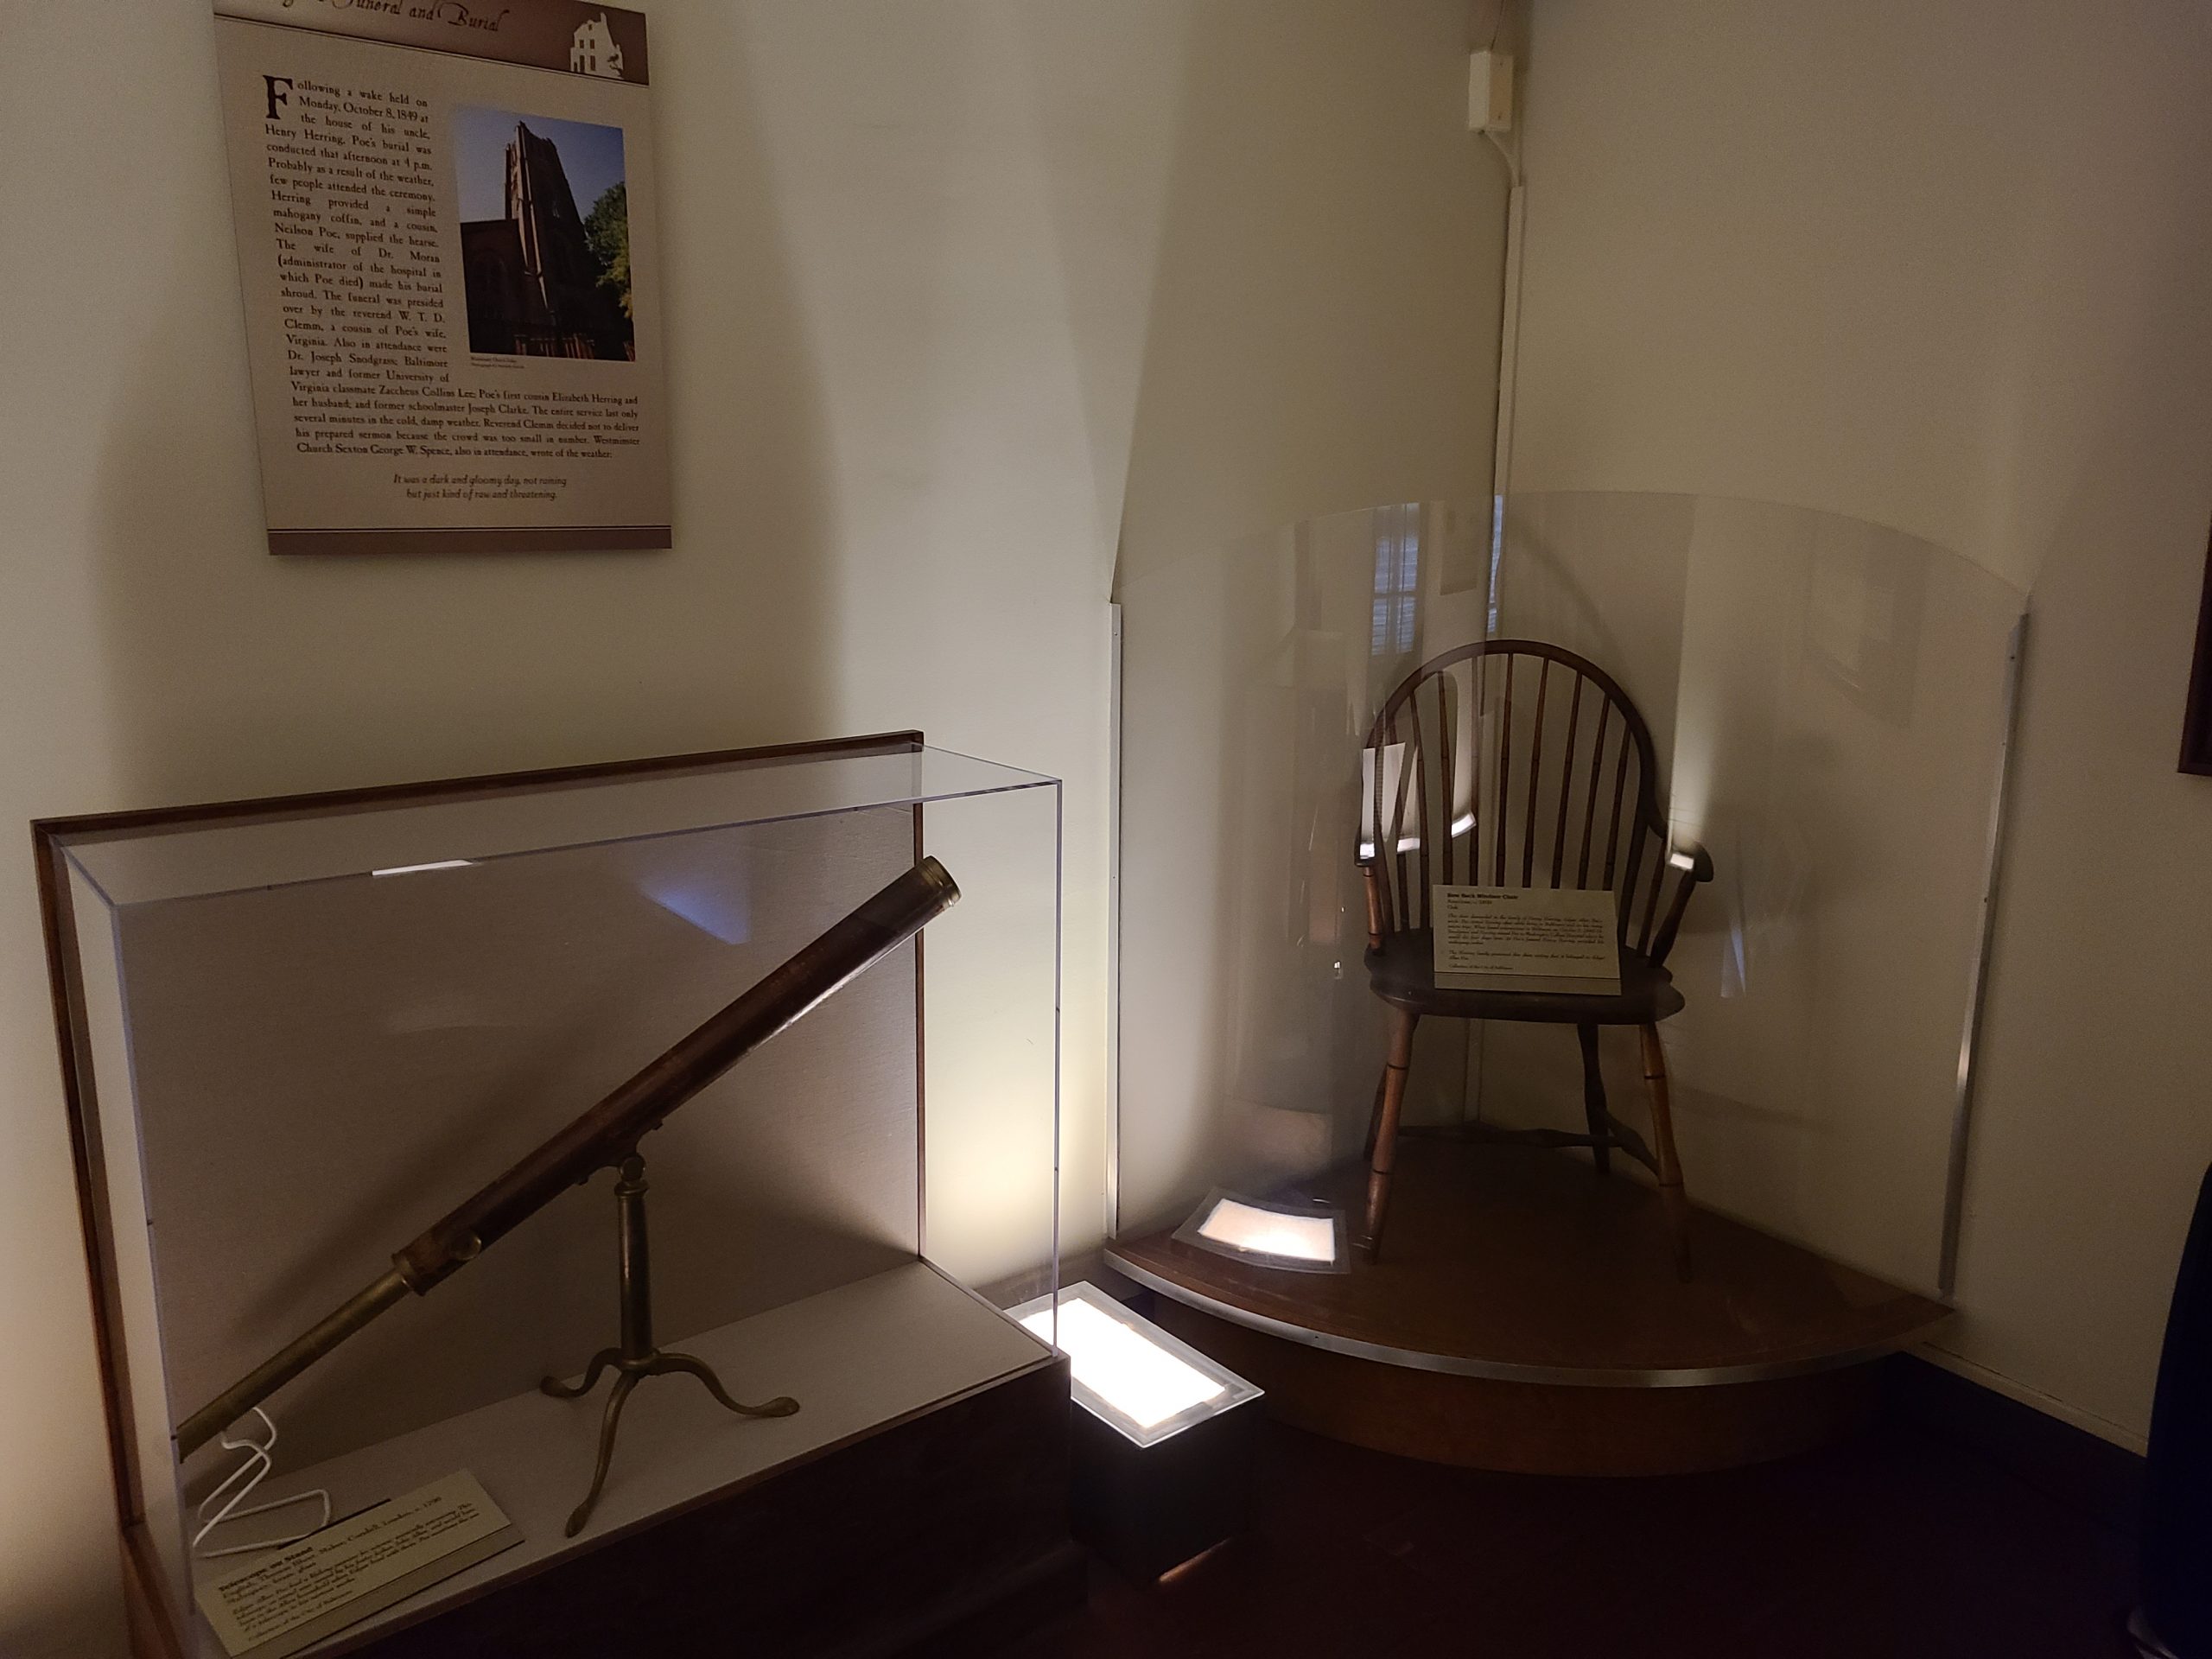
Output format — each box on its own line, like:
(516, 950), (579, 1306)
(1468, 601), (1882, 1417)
(1494, 657), (1514, 887)
(1576, 703), (1610, 888)
(1521, 659), (1549, 888)
(1550, 675), (1584, 888)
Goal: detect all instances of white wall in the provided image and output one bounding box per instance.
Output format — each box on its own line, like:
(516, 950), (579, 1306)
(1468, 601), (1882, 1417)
(0, 2), (1500, 1650)
(1511, 0), (2212, 1445)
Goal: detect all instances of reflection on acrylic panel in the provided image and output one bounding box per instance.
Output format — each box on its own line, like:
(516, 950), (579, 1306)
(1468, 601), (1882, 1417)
(1115, 503), (1491, 1236)
(921, 780), (1065, 1305)
(1489, 493), (2025, 1293)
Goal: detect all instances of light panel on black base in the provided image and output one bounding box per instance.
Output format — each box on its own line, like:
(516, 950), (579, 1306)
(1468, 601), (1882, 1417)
(1012, 1283), (1263, 1580)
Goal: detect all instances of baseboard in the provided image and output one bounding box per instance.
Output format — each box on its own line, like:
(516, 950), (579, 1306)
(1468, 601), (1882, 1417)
(1916, 1341), (2148, 1453)
(1879, 1352), (2145, 1537)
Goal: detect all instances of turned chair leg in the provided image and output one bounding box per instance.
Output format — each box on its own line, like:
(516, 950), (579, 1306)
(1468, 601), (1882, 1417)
(1575, 1024), (1611, 1176)
(1638, 1022), (1692, 1280)
(1358, 1007), (1420, 1261)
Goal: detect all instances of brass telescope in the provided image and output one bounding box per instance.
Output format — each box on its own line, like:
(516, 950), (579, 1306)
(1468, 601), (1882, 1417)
(175, 856), (962, 1462)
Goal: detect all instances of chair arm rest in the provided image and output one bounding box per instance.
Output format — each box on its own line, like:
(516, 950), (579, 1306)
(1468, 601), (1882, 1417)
(1669, 836), (1713, 886)
(1647, 836), (1713, 967)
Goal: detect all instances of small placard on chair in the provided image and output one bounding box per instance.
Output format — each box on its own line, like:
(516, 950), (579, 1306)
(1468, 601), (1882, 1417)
(1431, 887), (1622, 995)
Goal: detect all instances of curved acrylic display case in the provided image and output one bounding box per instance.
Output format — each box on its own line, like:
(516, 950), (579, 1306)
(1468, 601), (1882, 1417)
(1115, 495), (2025, 1300)
(39, 732), (1063, 1657)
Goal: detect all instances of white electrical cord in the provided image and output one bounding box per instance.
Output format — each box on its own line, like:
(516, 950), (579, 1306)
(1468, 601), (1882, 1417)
(191, 1407), (334, 1560)
(1483, 125), (1523, 188)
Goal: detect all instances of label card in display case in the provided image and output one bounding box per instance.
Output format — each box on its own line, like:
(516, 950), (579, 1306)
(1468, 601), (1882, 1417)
(195, 1471), (518, 1658)
(1432, 886), (1621, 995)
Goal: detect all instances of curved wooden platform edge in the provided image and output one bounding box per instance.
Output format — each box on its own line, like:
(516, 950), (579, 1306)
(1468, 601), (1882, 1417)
(1144, 1299), (1888, 1478)
(1106, 1249), (1943, 1390)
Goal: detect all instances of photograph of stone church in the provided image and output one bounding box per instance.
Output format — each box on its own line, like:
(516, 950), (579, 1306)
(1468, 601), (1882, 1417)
(455, 107), (633, 361)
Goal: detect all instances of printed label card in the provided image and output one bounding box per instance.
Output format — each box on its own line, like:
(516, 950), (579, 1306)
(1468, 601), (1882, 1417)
(195, 1470), (518, 1656)
(1431, 886), (1622, 995)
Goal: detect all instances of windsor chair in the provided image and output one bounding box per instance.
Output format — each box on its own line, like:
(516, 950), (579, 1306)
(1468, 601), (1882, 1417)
(1357, 640), (1713, 1275)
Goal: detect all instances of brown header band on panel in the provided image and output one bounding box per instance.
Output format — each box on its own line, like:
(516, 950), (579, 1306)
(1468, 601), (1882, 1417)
(32, 731), (930, 844)
(269, 525), (671, 555)
(213, 0), (652, 85)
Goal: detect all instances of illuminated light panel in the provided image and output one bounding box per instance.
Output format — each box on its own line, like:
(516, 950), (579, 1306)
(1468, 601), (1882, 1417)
(1196, 1198), (1339, 1264)
(1020, 1299), (1222, 1430)
(370, 860), (474, 877)
(1009, 1282), (1262, 1447)
(1170, 1191), (1350, 1273)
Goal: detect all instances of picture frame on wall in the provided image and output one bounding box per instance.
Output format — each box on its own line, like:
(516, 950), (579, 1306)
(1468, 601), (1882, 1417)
(2182, 534), (2212, 775)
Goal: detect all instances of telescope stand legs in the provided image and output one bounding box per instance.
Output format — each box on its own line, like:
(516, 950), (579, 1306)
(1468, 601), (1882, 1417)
(553, 1351), (795, 1538)
(542, 1346), (621, 1402)
(542, 1155), (798, 1538)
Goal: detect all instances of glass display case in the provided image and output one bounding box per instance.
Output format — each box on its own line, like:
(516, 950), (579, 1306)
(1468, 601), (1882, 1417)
(39, 732), (1063, 1657)
(1114, 493), (2026, 1304)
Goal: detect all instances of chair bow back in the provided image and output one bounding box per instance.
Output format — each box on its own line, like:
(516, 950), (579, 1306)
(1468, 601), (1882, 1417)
(1361, 640), (1700, 964)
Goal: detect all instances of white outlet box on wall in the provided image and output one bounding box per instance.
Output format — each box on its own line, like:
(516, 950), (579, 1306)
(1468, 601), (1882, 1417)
(1469, 49), (1513, 133)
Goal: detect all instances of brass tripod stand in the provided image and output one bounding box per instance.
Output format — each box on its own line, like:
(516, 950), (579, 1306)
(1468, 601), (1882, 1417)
(542, 1154), (798, 1536)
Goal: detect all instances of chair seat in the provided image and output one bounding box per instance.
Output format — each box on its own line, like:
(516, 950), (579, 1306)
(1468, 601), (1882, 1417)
(1365, 928), (1684, 1025)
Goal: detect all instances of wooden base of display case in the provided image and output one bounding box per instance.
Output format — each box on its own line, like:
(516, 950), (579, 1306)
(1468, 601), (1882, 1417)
(1109, 1139), (1950, 1476)
(128, 1265), (1078, 1659)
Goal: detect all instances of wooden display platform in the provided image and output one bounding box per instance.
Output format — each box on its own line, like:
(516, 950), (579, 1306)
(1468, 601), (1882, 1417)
(1109, 1140), (1949, 1475)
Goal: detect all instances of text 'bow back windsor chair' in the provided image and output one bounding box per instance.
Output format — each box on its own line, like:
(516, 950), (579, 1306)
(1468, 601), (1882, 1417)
(1357, 639), (1713, 1275)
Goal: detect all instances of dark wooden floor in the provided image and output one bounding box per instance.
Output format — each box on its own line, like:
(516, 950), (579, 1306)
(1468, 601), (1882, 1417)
(996, 1408), (2140, 1659)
